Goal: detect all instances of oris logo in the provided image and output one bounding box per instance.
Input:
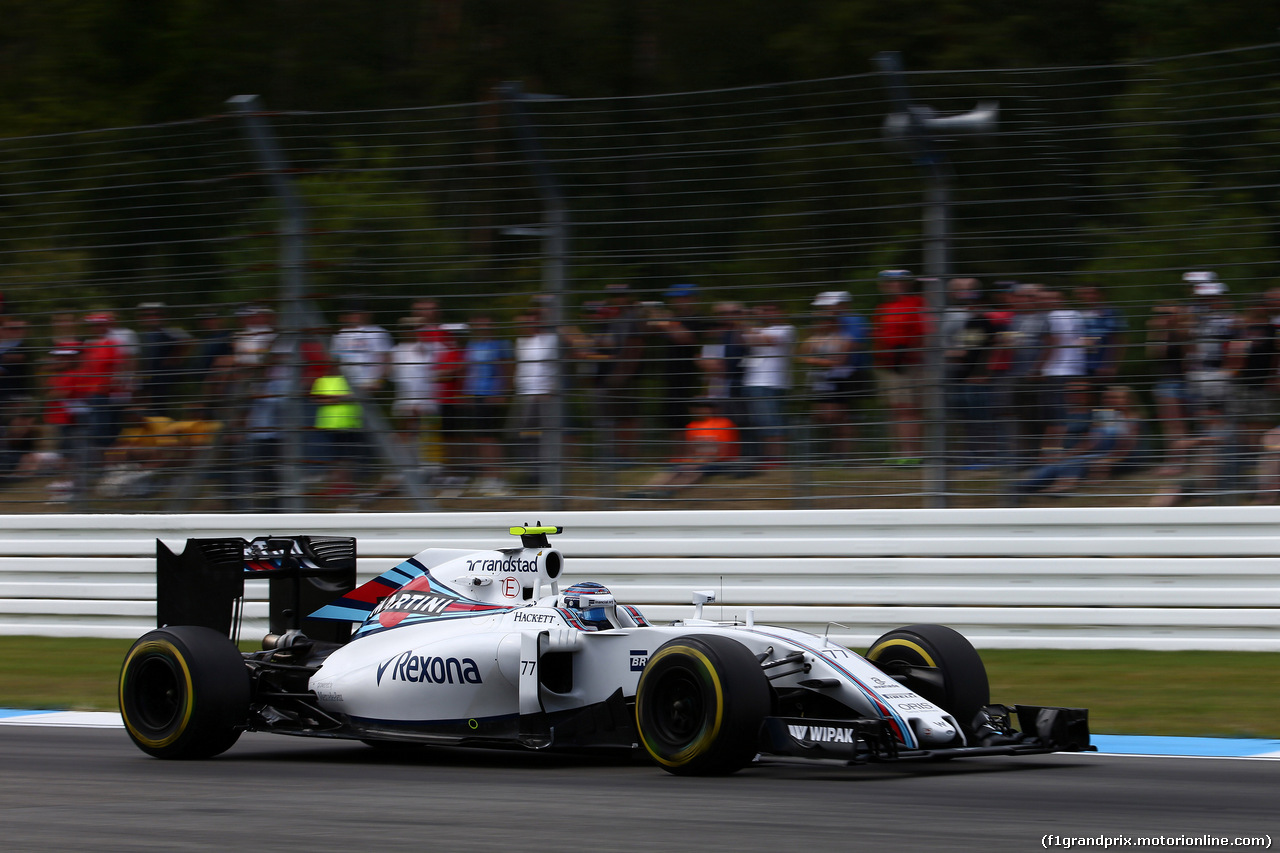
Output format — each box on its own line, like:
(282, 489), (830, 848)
(376, 651), (483, 686)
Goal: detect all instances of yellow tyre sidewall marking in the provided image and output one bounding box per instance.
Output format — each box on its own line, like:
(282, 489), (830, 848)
(867, 638), (936, 668)
(637, 645), (724, 768)
(120, 640), (195, 749)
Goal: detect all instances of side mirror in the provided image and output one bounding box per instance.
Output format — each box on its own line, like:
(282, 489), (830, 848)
(692, 589), (716, 620)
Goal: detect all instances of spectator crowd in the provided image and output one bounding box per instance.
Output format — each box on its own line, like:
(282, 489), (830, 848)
(2, 268), (1280, 507)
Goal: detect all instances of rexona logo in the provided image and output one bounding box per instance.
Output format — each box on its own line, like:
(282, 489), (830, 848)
(788, 724), (858, 745)
(376, 651), (483, 686)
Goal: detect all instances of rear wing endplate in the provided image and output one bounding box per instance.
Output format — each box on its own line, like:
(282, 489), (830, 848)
(156, 535), (357, 644)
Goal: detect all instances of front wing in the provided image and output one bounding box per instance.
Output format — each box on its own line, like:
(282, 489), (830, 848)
(761, 704), (1093, 764)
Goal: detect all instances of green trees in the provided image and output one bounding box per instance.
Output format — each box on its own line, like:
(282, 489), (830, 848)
(1, 2), (1278, 319)
(4, 1), (1279, 134)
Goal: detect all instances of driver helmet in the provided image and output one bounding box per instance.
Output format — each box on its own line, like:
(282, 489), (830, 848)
(562, 581), (616, 630)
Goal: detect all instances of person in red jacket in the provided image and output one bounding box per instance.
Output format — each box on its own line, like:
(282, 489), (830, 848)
(45, 347), (87, 434)
(56, 313), (125, 501)
(870, 270), (927, 465)
(434, 323), (467, 490)
(79, 312), (128, 451)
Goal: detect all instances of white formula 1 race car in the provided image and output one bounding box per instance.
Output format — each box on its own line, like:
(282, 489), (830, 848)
(119, 526), (1091, 775)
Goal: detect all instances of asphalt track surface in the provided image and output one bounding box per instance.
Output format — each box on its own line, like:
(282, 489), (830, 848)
(1, 726), (1274, 853)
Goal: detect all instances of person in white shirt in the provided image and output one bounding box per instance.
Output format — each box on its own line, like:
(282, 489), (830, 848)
(1041, 291), (1086, 379)
(325, 302), (393, 497)
(362, 320), (438, 497)
(389, 319), (436, 434)
(232, 305), (276, 368)
(331, 305), (394, 394)
(1039, 290), (1086, 438)
(513, 321), (558, 397)
(741, 303), (795, 465)
(107, 312), (140, 406)
(509, 310), (559, 487)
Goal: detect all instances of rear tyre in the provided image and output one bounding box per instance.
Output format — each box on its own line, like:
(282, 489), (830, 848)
(866, 624), (989, 737)
(119, 626), (250, 759)
(635, 634), (770, 776)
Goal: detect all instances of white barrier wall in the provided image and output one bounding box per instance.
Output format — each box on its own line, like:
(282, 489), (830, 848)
(1, 507), (1278, 650)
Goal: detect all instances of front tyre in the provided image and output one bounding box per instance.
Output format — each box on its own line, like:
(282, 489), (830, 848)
(866, 623), (989, 738)
(635, 635), (770, 776)
(119, 626), (250, 759)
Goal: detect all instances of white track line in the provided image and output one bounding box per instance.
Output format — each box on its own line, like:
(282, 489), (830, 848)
(0, 711), (122, 728)
(2, 711), (1278, 758)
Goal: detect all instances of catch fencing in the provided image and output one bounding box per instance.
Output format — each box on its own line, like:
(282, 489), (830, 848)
(1, 45), (1280, 511)
(1, 507), (1277, 650)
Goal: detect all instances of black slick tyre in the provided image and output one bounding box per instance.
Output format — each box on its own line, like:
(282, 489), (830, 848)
(635, 634), (770, 776)
(866, 623), (990, 737)
(119, 626), (251, 759)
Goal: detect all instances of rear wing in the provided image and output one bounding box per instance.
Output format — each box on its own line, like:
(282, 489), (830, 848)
(156, 535), (357, 644)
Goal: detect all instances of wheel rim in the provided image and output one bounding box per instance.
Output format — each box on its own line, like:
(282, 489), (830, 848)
(130, 654), (185, 733)
(649, 665), (707, 746)
(868, 627), (990, 741)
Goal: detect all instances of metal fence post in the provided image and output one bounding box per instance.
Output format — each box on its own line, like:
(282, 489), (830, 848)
(227, 95), (431, 511)
(498, 82), (568, 509)
(875, 52), (999, 509)
(226, 95), (308, 512)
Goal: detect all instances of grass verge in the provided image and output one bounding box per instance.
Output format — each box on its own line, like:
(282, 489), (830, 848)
(1, 638), (1275, 739)
(982, 649), (1278, 739)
